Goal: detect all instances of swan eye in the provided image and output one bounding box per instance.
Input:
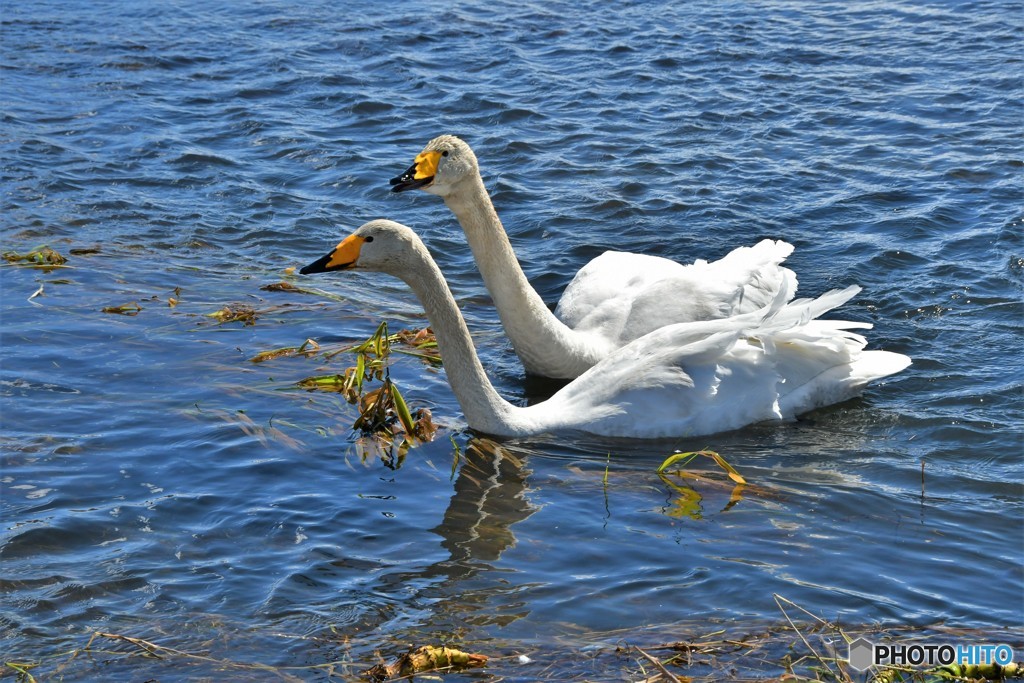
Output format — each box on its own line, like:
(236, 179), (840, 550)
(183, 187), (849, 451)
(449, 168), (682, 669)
(441, 150), (449, 157)
(364, 235), (374, 243)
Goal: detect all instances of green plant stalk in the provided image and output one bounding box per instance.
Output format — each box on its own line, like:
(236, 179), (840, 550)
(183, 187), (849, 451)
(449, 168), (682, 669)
(389, 380), (416, 436)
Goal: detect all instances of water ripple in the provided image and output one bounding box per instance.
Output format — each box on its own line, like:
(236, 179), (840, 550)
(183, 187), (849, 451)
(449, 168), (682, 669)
(2, 0), (1021, 676)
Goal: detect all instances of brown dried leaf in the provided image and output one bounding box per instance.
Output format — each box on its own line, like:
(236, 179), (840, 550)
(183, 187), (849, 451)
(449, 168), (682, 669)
(413, 408), (437, 442)
(101, 302), (143, 316)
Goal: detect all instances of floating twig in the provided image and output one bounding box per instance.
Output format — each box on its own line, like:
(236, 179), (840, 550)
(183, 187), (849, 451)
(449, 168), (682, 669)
(633, 646), (683, 683)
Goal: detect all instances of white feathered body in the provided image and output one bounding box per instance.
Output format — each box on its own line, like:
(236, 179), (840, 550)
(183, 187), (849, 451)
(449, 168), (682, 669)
(555, 239), (799, 347)
(523, 286), (910, 439)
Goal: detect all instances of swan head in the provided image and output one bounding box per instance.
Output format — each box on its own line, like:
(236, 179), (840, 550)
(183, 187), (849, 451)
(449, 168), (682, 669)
(389, 135), (478, 197)
(299, 219), (423, 276)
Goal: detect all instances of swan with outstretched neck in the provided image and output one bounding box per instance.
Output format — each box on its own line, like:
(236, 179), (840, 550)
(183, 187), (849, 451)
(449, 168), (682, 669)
(300, 220), (910, 439)
(390, 135), (798, 379)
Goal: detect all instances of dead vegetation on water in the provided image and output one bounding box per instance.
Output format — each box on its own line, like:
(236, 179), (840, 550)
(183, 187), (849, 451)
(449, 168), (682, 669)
(100, 301), (144, 315)
(365, 645), (489, 680)
(250, 337), (322, 363)
(7, 602), (1018, 682)
(260, 278), (352, 303)
(613, 601), (1022, 683)
(3, 245), (68, 270)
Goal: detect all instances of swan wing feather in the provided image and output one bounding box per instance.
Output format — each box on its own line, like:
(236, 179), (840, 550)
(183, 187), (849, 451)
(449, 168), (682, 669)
(554, 240), (799, 347)
(526, 284), (908, 438)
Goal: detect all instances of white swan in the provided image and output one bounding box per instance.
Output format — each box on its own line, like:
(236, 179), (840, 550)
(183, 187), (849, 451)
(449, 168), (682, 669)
(300, 220), (910, 439)
(389, 135), (798, 379)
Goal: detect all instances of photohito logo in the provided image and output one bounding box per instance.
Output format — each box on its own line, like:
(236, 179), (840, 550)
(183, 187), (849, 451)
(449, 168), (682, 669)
(847, 637), (1015, 671)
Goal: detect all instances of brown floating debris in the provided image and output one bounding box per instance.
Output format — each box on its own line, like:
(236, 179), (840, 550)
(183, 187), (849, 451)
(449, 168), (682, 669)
(352, 378), (411, 436)
(393, 327), (440, 364)
(3, 246), (68, 270)
(261, 279), (349, 302)
(101, 302), (143, 316)
(250, 339), (320, 363)
(365, 645), (488, 681)
(411, 407), (436, 442)
(204, 304), (258, 325)
(260, 281), (301, 292)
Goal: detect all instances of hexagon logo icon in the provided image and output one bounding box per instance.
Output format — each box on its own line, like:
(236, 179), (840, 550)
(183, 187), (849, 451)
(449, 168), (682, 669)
(848, 637), (874, 671)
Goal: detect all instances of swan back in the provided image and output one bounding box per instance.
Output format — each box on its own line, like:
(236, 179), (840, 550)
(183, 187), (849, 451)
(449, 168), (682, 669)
(555, 239), (800, 345)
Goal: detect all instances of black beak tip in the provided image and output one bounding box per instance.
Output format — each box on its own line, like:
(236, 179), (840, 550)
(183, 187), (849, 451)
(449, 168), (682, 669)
(299, 253), (333, 275)
(389, 176), (433, 193)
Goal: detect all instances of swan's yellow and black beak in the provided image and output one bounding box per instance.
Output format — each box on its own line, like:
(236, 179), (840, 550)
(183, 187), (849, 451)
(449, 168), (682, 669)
(299, 234), (365, 274)
(389, 150), (442, 192)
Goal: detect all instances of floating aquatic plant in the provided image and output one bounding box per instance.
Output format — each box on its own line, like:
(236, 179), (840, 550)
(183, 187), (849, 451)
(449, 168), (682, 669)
(250, 339), (321, 363)
(353, 378), (435, 441)
(204, 304), (259, 325)
(3, 245), (68, 269)
(101, 302), (143, 316)
(657, 449), (746, 484)
(656, 450), (747, 520)
(297, 321), (436, 449)
(392, 326), (441, 364)
(260, 279), (348, 302)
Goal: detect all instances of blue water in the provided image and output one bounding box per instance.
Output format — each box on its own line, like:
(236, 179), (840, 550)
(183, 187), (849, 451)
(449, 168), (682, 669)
(2, 0), (1022, 680)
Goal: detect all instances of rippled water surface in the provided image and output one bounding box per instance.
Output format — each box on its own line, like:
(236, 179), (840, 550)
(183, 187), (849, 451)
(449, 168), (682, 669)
(2, 0), (1022, 680)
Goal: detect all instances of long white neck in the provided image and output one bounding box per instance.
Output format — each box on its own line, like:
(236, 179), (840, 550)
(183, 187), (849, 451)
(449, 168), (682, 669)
(396, 246), (537, 437)
(440, 174), (605, 378)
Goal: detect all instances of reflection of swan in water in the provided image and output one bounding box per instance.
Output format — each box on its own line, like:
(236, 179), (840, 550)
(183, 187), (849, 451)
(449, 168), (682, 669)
(389, 134), (799, 380)
(433, 439), (535, 564)
(260, 438), (538, 635)
(377, 438), (539, 630)
(301, 220), (910, 439)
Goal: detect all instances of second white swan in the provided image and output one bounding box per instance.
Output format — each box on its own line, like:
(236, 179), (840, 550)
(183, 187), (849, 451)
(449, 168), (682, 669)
(300, 220), (910, 439)
(390, 135), (798, 379)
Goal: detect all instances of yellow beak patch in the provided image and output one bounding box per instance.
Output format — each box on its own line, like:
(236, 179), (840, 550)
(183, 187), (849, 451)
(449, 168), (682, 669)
(327, 234), (365, 269)
(413, 150), (442, 180)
